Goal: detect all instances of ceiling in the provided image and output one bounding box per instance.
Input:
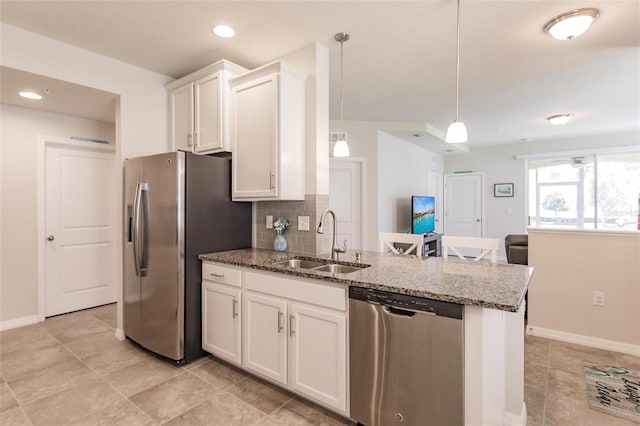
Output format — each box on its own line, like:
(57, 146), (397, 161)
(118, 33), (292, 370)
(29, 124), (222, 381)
(1, 1), (638, 151)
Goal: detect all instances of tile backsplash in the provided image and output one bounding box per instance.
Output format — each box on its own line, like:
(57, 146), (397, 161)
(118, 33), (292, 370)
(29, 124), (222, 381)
(254, 194), (331, 255)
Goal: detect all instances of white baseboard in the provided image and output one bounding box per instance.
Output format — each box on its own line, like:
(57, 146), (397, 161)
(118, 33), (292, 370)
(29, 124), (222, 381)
(527, 325), (640, 356)
(114, 328), (126, 341)
(503, 402), (527, 426)
(0, 314), (39, 331)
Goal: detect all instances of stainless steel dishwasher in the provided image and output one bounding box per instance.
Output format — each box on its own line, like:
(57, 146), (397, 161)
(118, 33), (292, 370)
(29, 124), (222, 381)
(349, 287), (464, 426)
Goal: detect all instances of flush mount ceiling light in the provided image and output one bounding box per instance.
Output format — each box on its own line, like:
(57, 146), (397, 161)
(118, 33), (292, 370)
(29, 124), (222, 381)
(212, 25), (235, 38)
(547, 114), (574, 126)
(333, 32), (350, 157)
(544, 8), (599, 40)
(19, 91), (42, 100)
(445, 0), (468, 144)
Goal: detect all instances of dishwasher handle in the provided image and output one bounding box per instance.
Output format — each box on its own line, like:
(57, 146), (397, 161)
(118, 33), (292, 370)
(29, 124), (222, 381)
(382, 305), (416, 317)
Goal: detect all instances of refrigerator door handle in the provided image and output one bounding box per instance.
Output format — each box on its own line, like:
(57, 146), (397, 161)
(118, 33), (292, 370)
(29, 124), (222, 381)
(138, 182), (149, 277)
(132, 182), (142, 276)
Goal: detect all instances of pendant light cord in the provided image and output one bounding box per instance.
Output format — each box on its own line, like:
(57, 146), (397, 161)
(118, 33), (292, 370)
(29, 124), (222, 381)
(340, 37), (345, 133)
(455, 0), (461, 121)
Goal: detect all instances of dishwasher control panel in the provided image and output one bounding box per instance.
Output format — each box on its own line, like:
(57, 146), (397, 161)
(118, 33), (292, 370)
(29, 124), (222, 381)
(349, 286), (463, 319)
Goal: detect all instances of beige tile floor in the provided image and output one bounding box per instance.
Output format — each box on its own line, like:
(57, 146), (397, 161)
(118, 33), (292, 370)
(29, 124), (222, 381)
(0, 304), (638, 425)
(525, 335), (640, 426)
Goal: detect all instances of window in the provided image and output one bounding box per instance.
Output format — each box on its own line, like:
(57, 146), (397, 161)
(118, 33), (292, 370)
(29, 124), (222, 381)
(528, 150), (639, 230)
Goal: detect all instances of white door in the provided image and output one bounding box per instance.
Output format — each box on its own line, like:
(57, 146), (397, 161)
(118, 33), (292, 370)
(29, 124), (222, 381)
(202, 282), (241, 364)
(329, 159), (364, 250)
(45, 142), (116, 317)
(243, 291), (287, 385)
(194, 73), (222, 153)
(428, 171), (443, 234)
(444, 172), (484, 238)
(288, 302), (346, 412)
(169, 82), (194, 152)
(232, 74), (278, 199)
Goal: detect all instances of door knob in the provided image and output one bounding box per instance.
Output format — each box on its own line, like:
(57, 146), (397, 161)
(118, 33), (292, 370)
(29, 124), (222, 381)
(47, 235), (55, 241)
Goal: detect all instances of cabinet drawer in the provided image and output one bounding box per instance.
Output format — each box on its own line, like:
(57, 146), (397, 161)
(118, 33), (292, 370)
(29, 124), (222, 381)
(202, 262), (242, 287)
(244, 271), (345, 311)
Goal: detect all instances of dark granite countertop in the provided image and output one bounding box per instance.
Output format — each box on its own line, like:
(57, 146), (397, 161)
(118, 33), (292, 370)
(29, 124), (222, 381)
(198, 248), (533, 312)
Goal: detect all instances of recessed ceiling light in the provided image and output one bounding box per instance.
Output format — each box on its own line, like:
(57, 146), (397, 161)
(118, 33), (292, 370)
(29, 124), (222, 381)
(544, 8), (599, 40)
(547, 114), (574, 126)
(213, 25), (235, 38)
(19, 91), (42, 100)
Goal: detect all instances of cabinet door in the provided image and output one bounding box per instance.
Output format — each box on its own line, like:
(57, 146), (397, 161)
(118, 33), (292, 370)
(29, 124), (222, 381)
(243, 292), (287, 384)
(194, 73), (223, 153)
(169, 83), (194, 152)
(231, 74), (278, 199)
(288, 303), (346, 412)
(202, 282), (241, 364)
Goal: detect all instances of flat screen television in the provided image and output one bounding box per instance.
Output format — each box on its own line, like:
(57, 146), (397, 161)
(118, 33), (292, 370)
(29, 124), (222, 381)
(412, 195), (435, 234)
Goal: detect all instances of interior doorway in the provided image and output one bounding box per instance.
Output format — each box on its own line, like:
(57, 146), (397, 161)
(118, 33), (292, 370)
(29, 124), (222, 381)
(444, 172), (484, 255)
(329, 158), (366, 251)
(40, 137), (117, 318)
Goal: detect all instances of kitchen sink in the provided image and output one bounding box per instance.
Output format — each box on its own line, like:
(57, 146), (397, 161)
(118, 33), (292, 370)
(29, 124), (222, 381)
(272, 256), (370, 274)
(272, 258), (326, 269)
(312, 264), (365, 274)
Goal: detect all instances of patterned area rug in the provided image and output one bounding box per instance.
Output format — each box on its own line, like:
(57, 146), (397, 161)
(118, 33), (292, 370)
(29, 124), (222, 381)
(585, 363), (640, 423)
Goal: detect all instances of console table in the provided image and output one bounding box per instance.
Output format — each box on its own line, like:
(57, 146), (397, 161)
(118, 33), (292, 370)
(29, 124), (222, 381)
(423, 233), (442, 257)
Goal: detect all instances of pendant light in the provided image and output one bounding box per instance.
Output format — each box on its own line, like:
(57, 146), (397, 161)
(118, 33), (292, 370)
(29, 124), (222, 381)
(445, 0), (468, 144)
(333, 32), (350, 157)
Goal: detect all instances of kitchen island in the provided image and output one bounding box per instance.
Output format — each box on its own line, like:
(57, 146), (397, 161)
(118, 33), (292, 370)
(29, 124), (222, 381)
(199, 248), (533, 425)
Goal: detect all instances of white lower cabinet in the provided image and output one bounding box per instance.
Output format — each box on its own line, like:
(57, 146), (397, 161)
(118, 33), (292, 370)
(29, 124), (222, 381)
(288, 302), (346, 412)
(202, 281), (241, 365)
(202, 262), (347, 414)
(243, 292), (288, 384)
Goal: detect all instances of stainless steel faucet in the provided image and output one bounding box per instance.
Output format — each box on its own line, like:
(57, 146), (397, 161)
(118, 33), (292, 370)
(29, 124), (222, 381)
(317, 209), (346, 261)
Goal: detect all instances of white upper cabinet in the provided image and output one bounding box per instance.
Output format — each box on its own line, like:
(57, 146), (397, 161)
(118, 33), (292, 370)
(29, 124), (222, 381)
(229, 61), (306, 201)
(166, 60), (248, 154)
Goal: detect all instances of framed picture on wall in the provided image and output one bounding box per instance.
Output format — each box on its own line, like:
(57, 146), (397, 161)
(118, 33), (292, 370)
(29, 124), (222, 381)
(494, 183), (514, 197)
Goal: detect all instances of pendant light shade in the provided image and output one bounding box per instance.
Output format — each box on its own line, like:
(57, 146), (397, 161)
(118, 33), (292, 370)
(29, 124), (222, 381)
(333, 32), (351, 157)
(445, 0), (468, 144)
(333, 139), (350, 157)
(445, 121), (468, 144)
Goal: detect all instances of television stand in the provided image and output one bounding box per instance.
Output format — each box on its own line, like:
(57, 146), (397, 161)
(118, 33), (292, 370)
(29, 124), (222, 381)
(423, 233), (442, 257)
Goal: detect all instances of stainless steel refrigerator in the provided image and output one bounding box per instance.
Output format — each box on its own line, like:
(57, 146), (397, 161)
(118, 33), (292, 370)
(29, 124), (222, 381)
(124, 151), (251, 364)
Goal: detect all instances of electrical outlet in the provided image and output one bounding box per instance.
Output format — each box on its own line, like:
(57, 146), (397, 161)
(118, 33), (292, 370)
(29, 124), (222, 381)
(266, 215), (273, 229)
(298, 216), (310, 231)
(593, 291), (605, 306)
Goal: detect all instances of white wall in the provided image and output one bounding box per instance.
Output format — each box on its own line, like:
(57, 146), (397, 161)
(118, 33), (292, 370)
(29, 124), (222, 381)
(330, 120), (443, 251)
(378, 132), (442, 234)
(0, 105), (115, 323)
(444, 130), (640, 257)
(278, 43), (330, 195)
(1, 24), (172, 329)
(528, 228), (640, 354)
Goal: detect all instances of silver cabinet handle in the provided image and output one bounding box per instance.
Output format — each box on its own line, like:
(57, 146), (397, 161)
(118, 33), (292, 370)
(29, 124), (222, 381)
(232, 299), (238, 319)
(277, 311), (284, 333)
(209, 273), (225, 278)
(187, 132), (193, 146)
(194, 132), (199, 146)
(289, 314), (295, 337)
(47, 235), (55, 241)
(270, 173), (275, 190)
